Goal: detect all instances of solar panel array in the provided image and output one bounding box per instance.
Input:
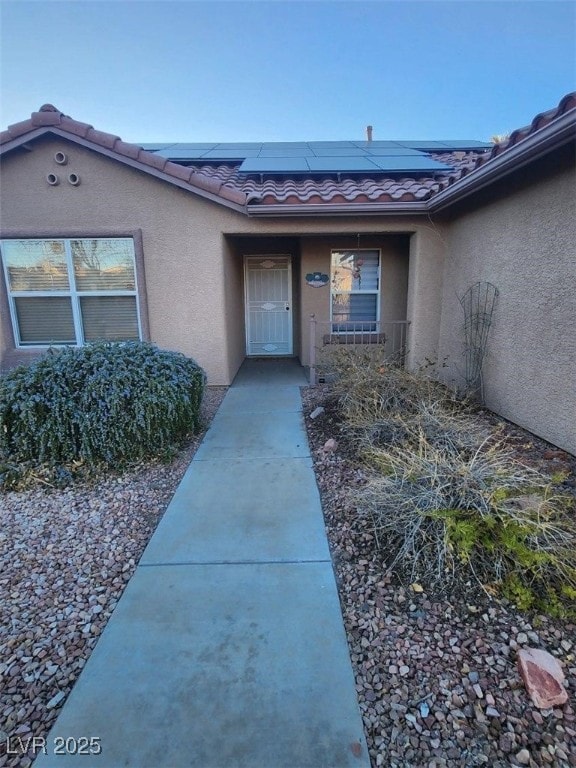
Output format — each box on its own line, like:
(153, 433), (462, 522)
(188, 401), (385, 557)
(141, 139), (490, 175)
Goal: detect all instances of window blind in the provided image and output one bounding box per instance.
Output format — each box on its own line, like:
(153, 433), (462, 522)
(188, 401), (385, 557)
(15, 297), (75, 345)
(80, 296), (139, 342)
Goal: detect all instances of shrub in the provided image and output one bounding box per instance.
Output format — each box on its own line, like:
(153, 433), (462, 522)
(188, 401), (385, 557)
(327, 347), (462, 426)
(354, 431), (576, 616)
(0, 342), (206, 470)
(325, 349), (576, 616)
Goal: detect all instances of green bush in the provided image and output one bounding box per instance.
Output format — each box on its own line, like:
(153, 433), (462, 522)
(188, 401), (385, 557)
(0, 342), (206, 470)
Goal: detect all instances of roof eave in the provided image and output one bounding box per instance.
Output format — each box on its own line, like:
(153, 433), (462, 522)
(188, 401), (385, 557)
(429, 108), (576, 213)
(245, 201), (429, 217)
(0, 127), (248, 215)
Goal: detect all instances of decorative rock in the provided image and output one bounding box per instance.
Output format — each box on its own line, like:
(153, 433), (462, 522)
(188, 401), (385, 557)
(323, 438), (338, 452)
(46, 691), (66, 709)
(517, 648), (568, 709)
(515, 748), (531, 765)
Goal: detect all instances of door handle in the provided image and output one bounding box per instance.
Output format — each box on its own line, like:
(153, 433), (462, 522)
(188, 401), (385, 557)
(285, 304), (290, 311)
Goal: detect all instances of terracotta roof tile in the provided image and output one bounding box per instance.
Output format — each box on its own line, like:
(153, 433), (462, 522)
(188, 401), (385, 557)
(85, 128), (121, 150)
(1, 93), (573, 213)
(188, 172), (224, 196)
(184, 152), (483, 206)
(164, 162), (194, 182)
(138, 149), (168, 172)
(6, 119), (35, 139)
(218, 185), (249, 206)
(59, 116), (93, 138)
(0, 106), (248, 209)
(30, 111), (62, 127)
(469, 92), (576, 169)
(113, 139), (142, 161)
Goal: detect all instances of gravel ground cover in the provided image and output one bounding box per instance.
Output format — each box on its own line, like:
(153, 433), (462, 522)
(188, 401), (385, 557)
(2, 380), (575, 768)
(302, 385), (576, 768)
(0, 387), (227, 768)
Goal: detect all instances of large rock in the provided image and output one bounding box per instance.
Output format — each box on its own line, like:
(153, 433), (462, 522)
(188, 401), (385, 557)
(517, 648), (568, 709)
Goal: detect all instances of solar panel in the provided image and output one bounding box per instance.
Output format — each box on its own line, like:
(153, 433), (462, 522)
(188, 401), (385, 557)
(306, 157), (382, 172)
(155, 148), (212, 159)
(201, 149), (261, 159)
(259, 148), (315, 157)
(369, 155), (453, 172)
(352, 141), (407, 149)
(145, 137), (472, 175)
(213, 143), (263, 150)
(169, 143), (218, 150)
(434, 140), (492, 149)
(140, 143), (177, 151)
(393, 140), (491, 150)
(239, 157), (311, 173)
(391, 141), (453, 150)
(307, 142), (363, 149)
(260, 142), (311, 149)
(311, 147), (370, 157)
(365, 148), (424, 157)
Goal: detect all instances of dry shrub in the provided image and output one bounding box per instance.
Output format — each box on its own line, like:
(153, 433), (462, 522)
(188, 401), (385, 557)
(327, 349), (576, 615)
(354, 432), (576, 615)
(354, 402), (491, 459)
(327, 347), (461, 425)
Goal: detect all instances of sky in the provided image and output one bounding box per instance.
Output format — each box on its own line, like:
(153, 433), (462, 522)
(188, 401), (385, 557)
(0, 0), (575, 143)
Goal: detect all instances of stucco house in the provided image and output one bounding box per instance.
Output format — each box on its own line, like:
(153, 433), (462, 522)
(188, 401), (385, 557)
(0, 94), (574, 454)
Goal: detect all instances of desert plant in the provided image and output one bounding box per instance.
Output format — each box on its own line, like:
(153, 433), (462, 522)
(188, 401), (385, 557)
(352, 402), (491, 458)
(327, 349), (461, 422)
(0, 342), (205, 471)
(354, 432), (576, 616)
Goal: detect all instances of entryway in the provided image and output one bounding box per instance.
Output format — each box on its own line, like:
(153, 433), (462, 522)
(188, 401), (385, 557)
(244, 255), (293, 356)
(232, 357), (307, 387)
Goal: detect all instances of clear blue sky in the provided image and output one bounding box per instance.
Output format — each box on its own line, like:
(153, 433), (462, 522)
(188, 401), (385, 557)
(1, 0), (574, 143)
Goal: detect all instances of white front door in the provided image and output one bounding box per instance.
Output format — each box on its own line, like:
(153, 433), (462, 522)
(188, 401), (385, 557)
(244, 255), (293, 356)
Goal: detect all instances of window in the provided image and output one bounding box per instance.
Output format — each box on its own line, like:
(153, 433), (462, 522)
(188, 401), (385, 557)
(1, 238), (141, 347)
(331, 249), (380, 331)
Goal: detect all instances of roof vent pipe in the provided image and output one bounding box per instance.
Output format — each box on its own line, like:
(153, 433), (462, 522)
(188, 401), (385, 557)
(366, 125), (373, 142)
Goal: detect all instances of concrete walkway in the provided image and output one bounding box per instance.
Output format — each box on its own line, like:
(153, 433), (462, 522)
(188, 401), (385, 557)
(36, 359), (369, 768)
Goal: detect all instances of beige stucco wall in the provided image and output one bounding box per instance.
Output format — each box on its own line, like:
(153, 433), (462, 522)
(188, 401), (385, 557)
(298, 235), (410, 367)
(438, 163), (576, 455)
(0, 135), (439, 384)
(405, 224), (447, 370)
(0, 137), (245, 383)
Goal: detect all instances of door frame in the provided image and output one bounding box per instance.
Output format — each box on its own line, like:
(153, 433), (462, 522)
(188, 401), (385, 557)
(244, 254), (293, 356)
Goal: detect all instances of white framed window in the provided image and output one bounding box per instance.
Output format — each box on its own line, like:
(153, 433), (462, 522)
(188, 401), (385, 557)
(331, 249), (380, 331)
(0, 238), (142, 347)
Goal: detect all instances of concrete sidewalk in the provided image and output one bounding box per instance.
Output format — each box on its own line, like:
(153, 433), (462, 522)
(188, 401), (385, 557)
(35, 359), (369, 768)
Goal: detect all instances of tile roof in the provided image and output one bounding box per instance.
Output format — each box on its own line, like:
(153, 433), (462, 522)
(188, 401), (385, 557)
(185, 151), (485, 205)
(1, 93), (574, 214)
(0, 104), (248, 210)
(486, 91), (576, 159)
(433, 91), (576, 196)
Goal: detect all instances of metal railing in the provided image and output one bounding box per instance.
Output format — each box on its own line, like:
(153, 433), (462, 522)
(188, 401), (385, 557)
(309, 315), (410, 386)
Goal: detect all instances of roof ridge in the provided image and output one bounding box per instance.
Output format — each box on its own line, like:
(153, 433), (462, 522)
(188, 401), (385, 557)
(0, 106), (248, 209)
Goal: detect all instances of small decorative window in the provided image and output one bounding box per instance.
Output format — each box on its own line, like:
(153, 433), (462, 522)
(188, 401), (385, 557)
(1, 238), (142, 347)
(331, 249), (380, 331)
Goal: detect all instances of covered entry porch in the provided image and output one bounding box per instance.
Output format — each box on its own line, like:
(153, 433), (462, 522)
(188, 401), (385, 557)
(224, 232), (414, 383)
